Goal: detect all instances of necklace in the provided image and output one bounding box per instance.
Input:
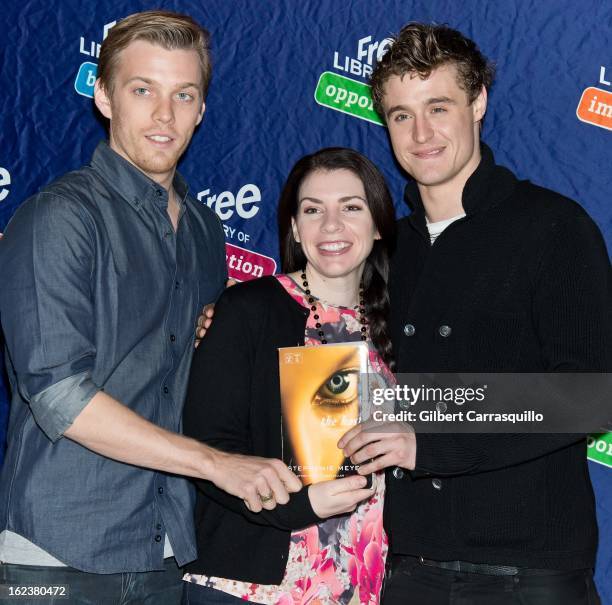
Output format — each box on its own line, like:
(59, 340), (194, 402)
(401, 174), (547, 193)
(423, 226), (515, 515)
(300, 271), (367, 345)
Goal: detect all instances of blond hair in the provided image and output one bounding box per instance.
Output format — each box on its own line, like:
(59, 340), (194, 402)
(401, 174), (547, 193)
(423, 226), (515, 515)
(98, 10), (211, 98)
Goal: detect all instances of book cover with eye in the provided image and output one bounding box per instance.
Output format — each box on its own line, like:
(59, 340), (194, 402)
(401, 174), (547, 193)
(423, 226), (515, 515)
(278, 342), (370, 485)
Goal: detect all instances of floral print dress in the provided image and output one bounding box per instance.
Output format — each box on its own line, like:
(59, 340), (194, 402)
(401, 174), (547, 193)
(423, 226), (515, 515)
(184, 274), (393, 605)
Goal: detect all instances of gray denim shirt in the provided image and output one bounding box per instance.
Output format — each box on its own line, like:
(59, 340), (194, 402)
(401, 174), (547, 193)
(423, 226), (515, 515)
(0, 141), (226, 573)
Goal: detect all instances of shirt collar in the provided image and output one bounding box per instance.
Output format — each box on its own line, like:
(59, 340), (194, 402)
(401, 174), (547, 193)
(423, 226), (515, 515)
(90, 140), (189, 211)
(403, 143), (517, 238)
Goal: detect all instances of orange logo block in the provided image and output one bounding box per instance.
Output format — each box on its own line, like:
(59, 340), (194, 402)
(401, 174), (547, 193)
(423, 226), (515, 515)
(576, 87), (612, 131)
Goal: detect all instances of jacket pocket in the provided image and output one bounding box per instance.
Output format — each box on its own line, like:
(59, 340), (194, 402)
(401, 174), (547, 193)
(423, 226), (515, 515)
(454, 456), (546, 549)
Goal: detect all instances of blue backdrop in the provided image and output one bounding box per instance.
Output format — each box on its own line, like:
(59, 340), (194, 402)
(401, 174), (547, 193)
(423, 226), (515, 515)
(1, 0), (610, 599)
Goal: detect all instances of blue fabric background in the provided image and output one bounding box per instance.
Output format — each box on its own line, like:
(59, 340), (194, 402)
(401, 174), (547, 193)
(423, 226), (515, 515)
(1, 0), (610, 599)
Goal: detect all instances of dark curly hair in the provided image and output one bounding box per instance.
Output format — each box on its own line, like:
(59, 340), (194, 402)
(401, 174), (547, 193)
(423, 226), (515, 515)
(278, 148), (396, 369)
(370, 23), (495, 118)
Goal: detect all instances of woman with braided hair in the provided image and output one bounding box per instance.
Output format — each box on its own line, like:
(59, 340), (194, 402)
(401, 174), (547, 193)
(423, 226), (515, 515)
(182, 147), (396, 605)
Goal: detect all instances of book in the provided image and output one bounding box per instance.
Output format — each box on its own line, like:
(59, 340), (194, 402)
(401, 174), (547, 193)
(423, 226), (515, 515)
(278, 342), (370, 485)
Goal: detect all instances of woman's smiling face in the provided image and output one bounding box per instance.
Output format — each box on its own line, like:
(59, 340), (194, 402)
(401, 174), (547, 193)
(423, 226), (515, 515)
(292, 169), (379, 283)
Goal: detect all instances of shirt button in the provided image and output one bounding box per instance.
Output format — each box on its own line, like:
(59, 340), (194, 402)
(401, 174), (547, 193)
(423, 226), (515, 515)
(156, 523), (162, 531)
(399, 400), (410, 410)
(403, 323), (416, 337)
(439, 325), (452, 337)
(393, 467), (404, 480)
(158, 487), (164, 494)
(163, 386), (169, 394)
(432, 478), (442, 490)
(436, 401), (447, 413)
(170, 334), (176, 342)
(156, 189), (163, 197)
(155, 535), (162, 542)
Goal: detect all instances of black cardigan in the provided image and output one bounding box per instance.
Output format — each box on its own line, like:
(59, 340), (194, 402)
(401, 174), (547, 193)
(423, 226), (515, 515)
(183, 276), (324, 583)
(386, 144), (612, 569)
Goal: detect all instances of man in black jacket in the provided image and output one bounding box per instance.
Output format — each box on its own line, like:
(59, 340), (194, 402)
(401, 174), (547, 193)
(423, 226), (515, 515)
(339, 23), (611, 604)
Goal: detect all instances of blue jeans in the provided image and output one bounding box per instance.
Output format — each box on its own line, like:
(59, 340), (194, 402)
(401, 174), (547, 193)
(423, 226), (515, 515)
(182, 582), (246, 605)
(0, 558), (183, 605)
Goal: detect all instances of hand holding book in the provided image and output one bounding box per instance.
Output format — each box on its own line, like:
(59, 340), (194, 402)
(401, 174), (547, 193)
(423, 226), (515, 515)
(308, 474), (376, 518)
(338, 418), (417, 475)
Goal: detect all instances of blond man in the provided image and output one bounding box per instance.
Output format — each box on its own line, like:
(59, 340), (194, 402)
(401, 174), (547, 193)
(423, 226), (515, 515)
(0, 11), (299, 604)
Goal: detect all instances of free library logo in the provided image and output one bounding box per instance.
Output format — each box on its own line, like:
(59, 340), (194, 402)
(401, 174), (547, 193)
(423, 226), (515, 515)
(587, 433), (612, 468)
(75, 62), (98, 98)
(0, 166), (11, 203)
(315, 72), (382, 126)
(225, 243), (277, 282)
(314, 34), (392, 126)
(576, 66), (612, 131)
(74, 20), (117, 98)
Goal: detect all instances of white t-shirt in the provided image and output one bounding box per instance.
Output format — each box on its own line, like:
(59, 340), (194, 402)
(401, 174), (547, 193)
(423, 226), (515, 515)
(426, 213), (466, 244)
(0, 529), (174, 566)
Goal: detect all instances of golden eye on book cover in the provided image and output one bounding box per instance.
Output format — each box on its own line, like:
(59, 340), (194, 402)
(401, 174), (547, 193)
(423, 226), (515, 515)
(278, 342), (371, 485)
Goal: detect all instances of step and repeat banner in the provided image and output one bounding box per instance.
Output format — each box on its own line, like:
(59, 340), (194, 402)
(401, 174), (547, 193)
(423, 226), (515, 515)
(1, 0), (610, 598)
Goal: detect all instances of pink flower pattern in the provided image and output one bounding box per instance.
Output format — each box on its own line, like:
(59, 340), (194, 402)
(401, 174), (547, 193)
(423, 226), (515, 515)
(184, 275), (391, 604)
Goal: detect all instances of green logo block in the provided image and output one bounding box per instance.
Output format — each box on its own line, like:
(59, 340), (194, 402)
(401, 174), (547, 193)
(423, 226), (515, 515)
(587, 432), (612, 468)
(314, 71), (384, 126)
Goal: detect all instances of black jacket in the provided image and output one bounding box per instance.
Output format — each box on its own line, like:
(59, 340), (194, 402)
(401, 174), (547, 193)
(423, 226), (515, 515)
(386, 144), (612, 569)
(183, 276), (323, 584)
